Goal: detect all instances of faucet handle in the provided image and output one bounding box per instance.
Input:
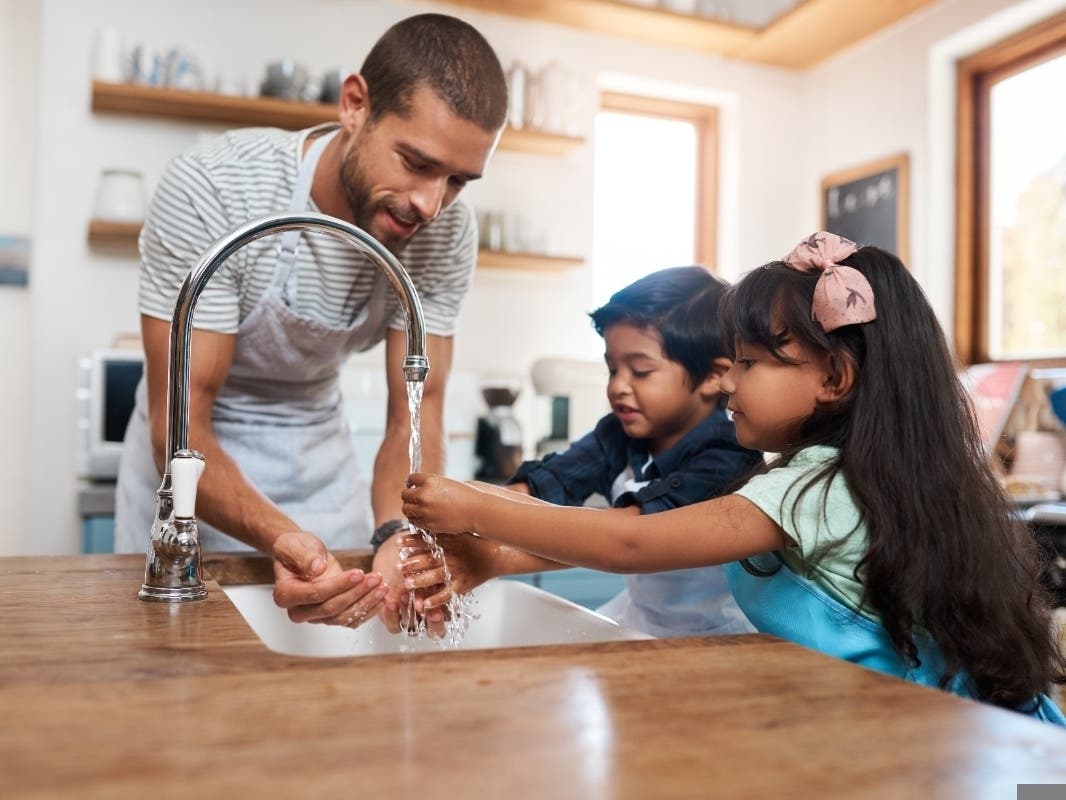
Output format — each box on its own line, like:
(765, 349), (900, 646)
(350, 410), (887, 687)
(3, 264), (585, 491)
(171, 449), (205, 519)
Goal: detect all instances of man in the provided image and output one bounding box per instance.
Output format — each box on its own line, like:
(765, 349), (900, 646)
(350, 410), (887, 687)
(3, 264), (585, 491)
(114, 13), (507, 631)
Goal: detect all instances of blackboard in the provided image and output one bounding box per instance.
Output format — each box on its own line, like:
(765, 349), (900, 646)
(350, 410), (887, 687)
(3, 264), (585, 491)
(820, 153), (909, 262)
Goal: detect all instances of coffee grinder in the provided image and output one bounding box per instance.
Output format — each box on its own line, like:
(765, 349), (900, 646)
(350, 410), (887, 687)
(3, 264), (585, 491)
(474, 382), (524, 483)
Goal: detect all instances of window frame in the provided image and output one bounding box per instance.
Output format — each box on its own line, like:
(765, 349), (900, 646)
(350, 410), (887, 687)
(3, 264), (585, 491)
(955, 9), (1066, 365)
(598, 91), (719, 270)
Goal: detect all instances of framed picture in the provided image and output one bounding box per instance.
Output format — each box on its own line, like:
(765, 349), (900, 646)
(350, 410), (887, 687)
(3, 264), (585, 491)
(820, 153), (909, 263)
(0, 236), (30, 287)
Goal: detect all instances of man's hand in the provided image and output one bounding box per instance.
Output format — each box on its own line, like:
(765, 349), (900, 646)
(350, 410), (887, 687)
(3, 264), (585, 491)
(372, 532), (446, 637)
(271, 531), (388, 627)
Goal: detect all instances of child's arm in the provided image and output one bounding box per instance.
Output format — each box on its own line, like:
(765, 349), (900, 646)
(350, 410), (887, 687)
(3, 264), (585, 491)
(401, 473), (786, 573)
(401, 481), (612, 610)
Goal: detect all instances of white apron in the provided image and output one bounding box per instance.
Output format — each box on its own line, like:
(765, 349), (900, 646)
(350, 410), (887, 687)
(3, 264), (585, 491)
(115, 125), (388, 553)
(595, 463), (755, 637)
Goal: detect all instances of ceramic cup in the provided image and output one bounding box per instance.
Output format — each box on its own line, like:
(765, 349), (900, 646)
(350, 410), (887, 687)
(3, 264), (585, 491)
(260, 60), (308, 100)
(93, 169), (146, 223)
(91, 28), (125, 83)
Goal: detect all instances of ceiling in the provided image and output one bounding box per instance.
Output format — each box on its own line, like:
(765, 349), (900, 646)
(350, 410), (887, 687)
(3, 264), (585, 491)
(436, 0), (940, 69)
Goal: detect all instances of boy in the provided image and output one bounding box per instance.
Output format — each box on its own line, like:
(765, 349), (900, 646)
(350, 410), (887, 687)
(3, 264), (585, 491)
(399, 266), (763, 636)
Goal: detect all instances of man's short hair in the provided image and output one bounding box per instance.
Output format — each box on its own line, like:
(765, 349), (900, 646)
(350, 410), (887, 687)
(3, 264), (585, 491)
(360, 13), (507, 132)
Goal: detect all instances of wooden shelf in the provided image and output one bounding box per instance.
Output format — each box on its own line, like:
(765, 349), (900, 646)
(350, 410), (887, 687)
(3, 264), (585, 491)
(87, 219), (142, 247)
(498, 127), (584, 157)
(86, 220), (583, 272)
(477, 249), (583, 271)
(90, 81), (584, 155)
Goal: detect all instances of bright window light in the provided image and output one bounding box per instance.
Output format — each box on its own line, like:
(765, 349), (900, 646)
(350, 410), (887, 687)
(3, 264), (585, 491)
(988, 53), (1066, 359)
(592, 111), (698, 305)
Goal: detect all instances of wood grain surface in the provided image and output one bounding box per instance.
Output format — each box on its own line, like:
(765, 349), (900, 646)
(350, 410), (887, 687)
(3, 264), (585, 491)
(2, 553), (1064, 799)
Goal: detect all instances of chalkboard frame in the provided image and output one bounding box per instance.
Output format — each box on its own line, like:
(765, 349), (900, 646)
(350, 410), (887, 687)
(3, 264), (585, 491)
(820, 152), (910, 264)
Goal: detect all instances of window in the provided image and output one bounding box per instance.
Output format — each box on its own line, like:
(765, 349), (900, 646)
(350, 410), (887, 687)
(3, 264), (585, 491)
(592, 92), (718, 304)
(956, 11), (1066, 363)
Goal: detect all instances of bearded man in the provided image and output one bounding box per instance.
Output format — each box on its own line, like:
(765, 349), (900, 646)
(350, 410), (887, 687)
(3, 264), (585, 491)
(115, 13), (507, 632)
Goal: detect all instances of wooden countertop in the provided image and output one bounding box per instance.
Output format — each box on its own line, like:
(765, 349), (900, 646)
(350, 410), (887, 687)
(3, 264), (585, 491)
(2, 554), (1064, 798)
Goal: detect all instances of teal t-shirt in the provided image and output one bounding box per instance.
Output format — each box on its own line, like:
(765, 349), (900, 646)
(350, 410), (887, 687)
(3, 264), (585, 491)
(735, 445), (875, 620)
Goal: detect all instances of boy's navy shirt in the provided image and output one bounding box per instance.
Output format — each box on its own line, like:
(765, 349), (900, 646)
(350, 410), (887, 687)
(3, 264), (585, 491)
(509, 407), (763, 513)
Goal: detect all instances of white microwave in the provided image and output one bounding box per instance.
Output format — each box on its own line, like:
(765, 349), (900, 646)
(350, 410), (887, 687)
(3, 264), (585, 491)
(76, 348), (144, 480)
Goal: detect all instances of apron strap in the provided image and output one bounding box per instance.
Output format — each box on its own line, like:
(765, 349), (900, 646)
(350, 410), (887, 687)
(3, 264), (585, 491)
(273, 123), (393, 340)
(274, 126), (340, 292)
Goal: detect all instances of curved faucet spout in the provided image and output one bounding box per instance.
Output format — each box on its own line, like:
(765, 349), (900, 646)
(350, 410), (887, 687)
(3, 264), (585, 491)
(139, 211), (429, 603)
(166, 211), (429, 467)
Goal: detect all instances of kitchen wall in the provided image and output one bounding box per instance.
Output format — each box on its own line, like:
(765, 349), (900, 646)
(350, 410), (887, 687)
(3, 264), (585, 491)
(2, 0), (1063, 555)
(0, 0), (39, 555)
(799, 0), (1066, 334)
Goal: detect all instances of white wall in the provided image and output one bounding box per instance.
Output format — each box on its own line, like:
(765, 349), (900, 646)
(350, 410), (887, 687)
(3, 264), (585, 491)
(800, 0), (1066, 331)
(0, 0), (39, 555)
(9, 0), (1063, 554)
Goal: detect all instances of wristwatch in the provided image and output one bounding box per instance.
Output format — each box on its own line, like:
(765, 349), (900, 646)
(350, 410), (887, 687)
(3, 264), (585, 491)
(370, 518), (408, 554)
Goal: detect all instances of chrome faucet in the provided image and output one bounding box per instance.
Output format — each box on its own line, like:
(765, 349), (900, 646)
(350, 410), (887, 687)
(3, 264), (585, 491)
(139, 211), (429, 602)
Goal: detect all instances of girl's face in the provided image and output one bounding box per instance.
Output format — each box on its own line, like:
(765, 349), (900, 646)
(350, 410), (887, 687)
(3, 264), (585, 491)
(603, 322), (715, 457)
(720, 335), (835, 453)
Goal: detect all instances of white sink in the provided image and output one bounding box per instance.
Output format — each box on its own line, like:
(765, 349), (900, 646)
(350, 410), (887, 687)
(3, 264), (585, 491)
(223, 578), (652, 657)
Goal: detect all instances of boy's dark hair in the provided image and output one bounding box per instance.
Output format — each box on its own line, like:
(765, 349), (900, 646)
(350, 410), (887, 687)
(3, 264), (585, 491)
(360, 13), (508, 132)
(720, 247), (1066, 712)
(589, 266), (729, 387)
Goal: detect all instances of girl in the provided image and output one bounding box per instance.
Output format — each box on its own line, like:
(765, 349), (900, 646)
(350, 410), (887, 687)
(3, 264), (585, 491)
(401, 232), (1066, 724)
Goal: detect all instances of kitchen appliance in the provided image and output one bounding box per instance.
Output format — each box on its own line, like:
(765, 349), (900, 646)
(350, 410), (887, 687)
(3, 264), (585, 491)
(474, 383), (524, 483)
(76, 347), (144, 480)
(531, 357), (608, 458)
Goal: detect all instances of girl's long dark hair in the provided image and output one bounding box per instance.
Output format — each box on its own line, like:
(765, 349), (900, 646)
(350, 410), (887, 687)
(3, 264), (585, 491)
(720, 248), (1065, 710)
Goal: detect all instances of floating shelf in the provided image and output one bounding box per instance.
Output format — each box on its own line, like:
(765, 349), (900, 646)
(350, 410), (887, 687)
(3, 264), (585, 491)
(90, 81), (584, 155)
(86, 220), (583, 272)
(87, 220), (143, 247)
(477, 249), (583, 271)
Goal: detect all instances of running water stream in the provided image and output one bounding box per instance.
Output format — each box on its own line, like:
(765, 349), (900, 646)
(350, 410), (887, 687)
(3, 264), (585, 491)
(400, 380), (477, 647)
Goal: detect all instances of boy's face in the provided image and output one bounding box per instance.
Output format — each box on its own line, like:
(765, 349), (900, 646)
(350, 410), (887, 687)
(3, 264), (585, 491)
(603, 322), (716, 456)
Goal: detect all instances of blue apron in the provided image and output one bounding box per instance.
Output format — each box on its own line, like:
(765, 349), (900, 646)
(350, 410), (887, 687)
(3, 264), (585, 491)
(725, 554), (1066, 726)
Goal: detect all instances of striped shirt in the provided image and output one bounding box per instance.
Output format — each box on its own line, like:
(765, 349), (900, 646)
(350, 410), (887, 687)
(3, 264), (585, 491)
(137, 126), (476, 342)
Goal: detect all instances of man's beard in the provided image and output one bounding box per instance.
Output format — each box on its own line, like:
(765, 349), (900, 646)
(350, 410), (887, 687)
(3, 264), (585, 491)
(339, 146), (422, 256)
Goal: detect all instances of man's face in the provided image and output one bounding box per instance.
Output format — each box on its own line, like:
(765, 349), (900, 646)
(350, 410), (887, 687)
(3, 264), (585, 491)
(340, 85), (498, 253)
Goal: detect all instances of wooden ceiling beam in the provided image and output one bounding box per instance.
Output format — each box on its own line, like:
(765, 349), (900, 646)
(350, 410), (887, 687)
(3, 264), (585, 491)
(435, 0), (937, 70)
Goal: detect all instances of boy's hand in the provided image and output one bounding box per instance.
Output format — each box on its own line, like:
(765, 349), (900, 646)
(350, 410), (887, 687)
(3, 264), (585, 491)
(401, 473), (482, 534)
(372, 534), (449, 639)
(399, 531), (501, 611)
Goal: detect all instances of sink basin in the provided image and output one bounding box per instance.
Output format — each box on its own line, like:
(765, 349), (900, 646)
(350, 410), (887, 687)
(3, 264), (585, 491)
(223, 578), (652, 657)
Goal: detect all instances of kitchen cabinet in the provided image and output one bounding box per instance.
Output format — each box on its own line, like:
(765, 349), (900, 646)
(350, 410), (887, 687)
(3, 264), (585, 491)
(88, 81), (586, 271)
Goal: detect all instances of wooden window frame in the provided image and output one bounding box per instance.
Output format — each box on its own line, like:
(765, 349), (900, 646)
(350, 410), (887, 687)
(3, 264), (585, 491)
(599, 92), (719, 270)
(955, 10), (1066, 365)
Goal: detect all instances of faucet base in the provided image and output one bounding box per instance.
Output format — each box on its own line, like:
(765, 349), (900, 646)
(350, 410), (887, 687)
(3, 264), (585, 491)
(138, 583), (208, 602)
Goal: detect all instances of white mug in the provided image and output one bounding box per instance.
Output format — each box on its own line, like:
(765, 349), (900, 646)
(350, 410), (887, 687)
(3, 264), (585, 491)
(93, 169), (146, 223)
(91, 28), (125, 83)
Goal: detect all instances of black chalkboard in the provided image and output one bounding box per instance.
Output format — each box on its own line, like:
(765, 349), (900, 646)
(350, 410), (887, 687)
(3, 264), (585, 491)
(821, 153), (909, 262)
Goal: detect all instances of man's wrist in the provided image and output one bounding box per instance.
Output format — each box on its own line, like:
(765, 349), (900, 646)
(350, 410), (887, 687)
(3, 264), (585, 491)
(371, 519), (408, 554)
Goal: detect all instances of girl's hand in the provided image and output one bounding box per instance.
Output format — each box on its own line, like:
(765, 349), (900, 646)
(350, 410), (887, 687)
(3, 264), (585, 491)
(401, 473), (483, 534)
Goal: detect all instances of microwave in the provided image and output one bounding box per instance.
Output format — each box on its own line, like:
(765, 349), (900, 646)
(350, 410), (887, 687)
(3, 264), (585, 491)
(76, 348), (144, 480)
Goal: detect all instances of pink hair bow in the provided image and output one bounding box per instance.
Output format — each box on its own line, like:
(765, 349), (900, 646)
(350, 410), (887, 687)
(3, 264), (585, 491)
(782, 232), (877, 333)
